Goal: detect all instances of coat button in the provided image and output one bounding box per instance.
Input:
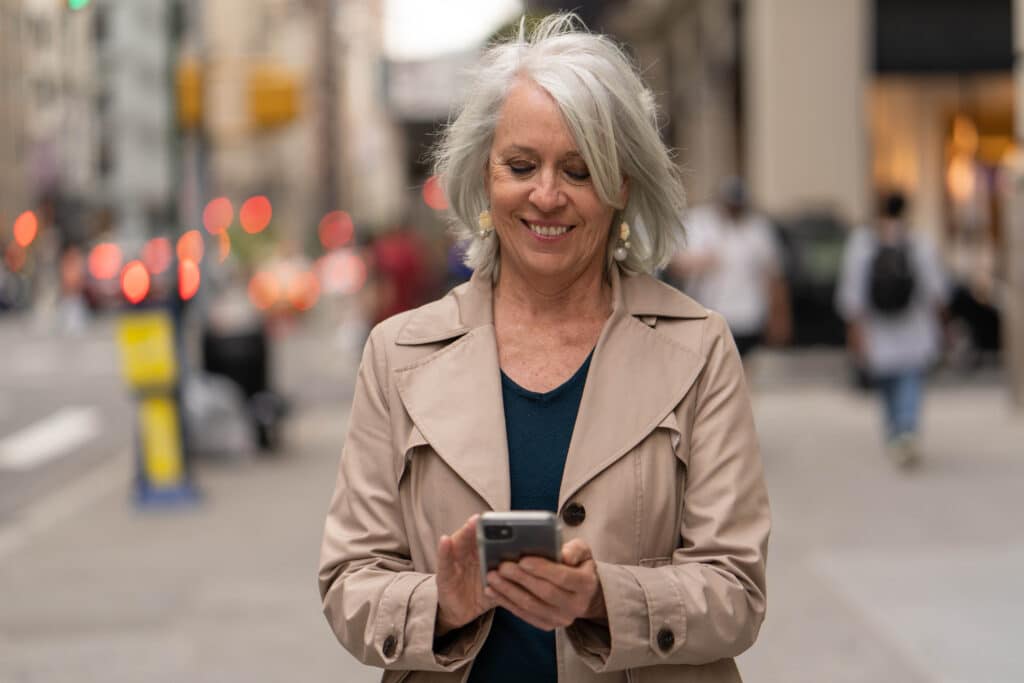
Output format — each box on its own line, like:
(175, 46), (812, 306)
(562, 502), (586, 526)
(382, 634), (397, 658)
(656, 627), (674, 652)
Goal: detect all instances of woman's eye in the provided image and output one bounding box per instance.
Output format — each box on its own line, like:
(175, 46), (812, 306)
(508, 163), (535, 175)
(565, 167), (591, 181)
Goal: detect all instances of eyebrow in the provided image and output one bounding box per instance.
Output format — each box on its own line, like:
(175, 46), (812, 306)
(498, 145), (583, 160)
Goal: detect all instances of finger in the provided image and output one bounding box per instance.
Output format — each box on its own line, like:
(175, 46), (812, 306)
(560, 539), (593, 566)
(520, 557), (600, 600)
(484, 582), (561, 631)
(498, 561), (572, 607)
(485, 587), (560, 631)
(437, 534), (453, 571)
(450, 515), (479, 562)
(488, 568), (566, 618)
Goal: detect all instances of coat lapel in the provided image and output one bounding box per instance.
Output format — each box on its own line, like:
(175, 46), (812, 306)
(394, 274), (511, 512)
(391, 267), (709, 514)
(558, 269), (708, 509)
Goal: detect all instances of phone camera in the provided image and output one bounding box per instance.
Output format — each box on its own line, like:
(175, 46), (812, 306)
(484, 525), (514, 540)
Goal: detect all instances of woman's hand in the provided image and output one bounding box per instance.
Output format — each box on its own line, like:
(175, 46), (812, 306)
(483, 538), (606, 631)
(436, 514), (496, 636)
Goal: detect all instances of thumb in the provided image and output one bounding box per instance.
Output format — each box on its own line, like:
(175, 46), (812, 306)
(437, 535), (454, 577)
(561, 538), (592, 567)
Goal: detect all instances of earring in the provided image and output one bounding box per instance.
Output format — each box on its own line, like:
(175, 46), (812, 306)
(613, 221), (631, 262)
(477, 210), (494, 237)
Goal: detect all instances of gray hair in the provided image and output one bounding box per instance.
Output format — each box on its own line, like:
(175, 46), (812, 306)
(432, 13), (686, 279)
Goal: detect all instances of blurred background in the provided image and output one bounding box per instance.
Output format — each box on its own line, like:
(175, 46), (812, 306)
(0, 0), (1022, 681)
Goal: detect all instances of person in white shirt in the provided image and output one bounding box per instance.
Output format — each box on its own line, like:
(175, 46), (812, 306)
(665, 177), (791, 357)
(835, 192), (950, 467)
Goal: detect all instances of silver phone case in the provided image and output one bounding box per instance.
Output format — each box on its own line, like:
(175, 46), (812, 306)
(476, 511), (562, 586)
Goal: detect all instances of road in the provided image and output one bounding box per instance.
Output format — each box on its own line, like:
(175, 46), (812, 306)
(0, 314), (131, 523)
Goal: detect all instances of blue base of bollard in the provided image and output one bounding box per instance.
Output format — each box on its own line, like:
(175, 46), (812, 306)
(134, 483), (201, 508)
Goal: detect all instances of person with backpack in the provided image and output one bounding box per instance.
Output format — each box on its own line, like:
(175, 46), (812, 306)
(835, 192), (950, 467)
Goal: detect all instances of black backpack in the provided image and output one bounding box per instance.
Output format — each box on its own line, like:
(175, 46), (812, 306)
(868, 241), (916, 314)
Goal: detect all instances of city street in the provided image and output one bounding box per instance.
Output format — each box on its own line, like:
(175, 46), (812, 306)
(0, 315), (1021, 682)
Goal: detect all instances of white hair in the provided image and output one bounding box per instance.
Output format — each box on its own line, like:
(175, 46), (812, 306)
(432, 13), (686, 279)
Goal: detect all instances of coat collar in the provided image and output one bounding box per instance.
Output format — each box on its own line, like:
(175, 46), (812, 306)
(394, 266), (708, 512)
(395, 266), (708, 346)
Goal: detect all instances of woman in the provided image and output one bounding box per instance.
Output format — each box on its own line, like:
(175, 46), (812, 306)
(319, 14), (769, 683)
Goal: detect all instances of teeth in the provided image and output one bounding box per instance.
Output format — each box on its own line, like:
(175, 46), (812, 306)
(528, 223), (569, 237)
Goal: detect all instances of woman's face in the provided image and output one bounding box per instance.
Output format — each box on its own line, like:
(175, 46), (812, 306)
(487, 78), (623, 287)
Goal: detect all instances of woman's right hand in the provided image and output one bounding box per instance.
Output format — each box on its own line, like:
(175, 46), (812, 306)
(436, 514), (496, 635)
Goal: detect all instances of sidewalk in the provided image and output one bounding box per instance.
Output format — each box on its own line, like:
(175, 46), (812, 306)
(0, 348), (1021, 682)
(0, 399), (378, 683)
(740, 351), (1024, 683)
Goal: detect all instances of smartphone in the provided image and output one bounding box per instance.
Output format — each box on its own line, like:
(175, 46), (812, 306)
(476, 511), (562, 586)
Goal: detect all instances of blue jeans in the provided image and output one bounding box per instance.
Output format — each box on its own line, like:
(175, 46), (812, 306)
(875, 370), (923, 439)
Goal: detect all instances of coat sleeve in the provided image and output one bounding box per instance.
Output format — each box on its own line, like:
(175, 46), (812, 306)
(318, 326), (490, 671)
(566, 312), (770, 670)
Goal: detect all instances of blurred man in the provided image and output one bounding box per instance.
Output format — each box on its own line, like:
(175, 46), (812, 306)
(666, 176), (791, 358)
(835, 192), (949, 468)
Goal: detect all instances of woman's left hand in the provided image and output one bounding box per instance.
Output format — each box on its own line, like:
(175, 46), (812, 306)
(483, 538), (606, 631)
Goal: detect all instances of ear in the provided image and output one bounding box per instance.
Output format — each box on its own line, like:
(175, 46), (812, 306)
(618, 176), (630, 207)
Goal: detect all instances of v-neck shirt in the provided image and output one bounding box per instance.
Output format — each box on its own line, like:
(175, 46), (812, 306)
(467, 350), (593, 683)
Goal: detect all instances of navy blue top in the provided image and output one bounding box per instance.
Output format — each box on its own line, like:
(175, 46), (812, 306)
(467, 352), (593, 683)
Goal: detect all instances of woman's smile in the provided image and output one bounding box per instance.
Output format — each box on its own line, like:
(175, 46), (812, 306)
(522, 219), (576, 241)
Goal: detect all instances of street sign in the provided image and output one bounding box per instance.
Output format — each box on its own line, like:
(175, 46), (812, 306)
(117, 311), (178, 389)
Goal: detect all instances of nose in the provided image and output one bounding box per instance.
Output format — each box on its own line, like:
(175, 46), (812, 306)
(529, 170), (567, 213)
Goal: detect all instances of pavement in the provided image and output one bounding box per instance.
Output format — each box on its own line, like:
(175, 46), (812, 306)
(0, 334), (1021, 682)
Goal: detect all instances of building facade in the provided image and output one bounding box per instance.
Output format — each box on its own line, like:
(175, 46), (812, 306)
(0, 2), (29, 234)
(93, 0), (175, 238)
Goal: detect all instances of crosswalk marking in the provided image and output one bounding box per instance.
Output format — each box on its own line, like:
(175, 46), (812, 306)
(0, 406), (101, 470)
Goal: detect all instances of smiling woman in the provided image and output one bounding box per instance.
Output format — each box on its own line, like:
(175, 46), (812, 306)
(320, 13), (770, 683)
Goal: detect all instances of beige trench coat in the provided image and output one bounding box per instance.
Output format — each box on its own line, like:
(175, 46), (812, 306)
(319, 266), (770, 683)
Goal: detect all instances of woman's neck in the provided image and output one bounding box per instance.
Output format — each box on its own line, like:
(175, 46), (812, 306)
(493, 262), (612, 326)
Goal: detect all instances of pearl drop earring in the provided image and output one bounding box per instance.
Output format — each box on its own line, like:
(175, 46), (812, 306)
(613, 221), (631, 262)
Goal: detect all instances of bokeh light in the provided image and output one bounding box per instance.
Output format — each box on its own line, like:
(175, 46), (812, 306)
(120, 260), (151, 304)
(240, 196), (273, 234)
(5, 242), (27, 273)
(422, 175), (448, 210)
(88, 242), (123, 281)
(318, 211), (354, 250)
(203, 197), (234, 235)
(142, 237), (173, 275)
(178, 258), (201, 300)
(13, 211), (38, 248)
(287, 270), (321, 311)
(176, 230), (204, 264)
(317, 250), (368, 295)
(248, 271), (281, 311)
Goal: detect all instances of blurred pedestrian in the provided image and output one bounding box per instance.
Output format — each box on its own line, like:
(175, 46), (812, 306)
(369, 225), (432, 325)
(55, 245), (89, 334)
(319, 14), (768, 683)
(665, 177), (791, 359)
(835, 192), (950, 467)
